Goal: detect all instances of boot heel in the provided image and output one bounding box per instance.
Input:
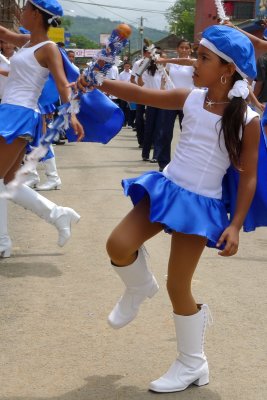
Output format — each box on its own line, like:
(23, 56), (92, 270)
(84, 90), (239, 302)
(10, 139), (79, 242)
(147, 277), (159, 298)
(193, 373), (209, 387)
(1, 248), (11, 258)
(70, 211), (80, 224)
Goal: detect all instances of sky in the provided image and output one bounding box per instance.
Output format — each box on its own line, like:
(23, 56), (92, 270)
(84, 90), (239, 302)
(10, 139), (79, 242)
(61, 0), (176, 31)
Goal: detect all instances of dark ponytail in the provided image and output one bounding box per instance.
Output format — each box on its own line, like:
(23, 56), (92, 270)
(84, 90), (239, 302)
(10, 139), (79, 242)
(147, 47), (162, 76)
(219, 70), (247, 170)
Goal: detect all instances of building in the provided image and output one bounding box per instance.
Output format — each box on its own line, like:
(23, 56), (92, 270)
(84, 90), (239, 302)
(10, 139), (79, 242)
(194, 0), (266, 42)
(0, 0), (25, 31)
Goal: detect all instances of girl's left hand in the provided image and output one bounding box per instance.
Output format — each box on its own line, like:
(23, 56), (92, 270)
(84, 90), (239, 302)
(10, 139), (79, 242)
(70, 114), (85, 142)
(257, 102), (266, 112)
(216, 225), (239, 257)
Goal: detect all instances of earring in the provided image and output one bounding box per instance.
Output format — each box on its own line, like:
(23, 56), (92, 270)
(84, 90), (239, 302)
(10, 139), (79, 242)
(221, 75), (227, 85)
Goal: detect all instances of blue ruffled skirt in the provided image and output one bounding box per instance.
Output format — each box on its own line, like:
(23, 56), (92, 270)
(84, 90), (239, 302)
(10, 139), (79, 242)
(122, 171), (229, 248)
(0, 103), (43, 147)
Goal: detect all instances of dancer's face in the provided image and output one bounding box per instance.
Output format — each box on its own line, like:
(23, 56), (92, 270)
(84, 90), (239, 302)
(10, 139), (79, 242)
(1, 42), (16, 58)
(21, 1), (43, 30)
(20, 2), (35, 29)
(192, 45), (230, 88)
(176, 42), (191, 58)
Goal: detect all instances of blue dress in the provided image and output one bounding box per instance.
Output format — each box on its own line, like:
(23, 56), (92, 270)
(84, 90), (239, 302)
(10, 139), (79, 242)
(122, 91), (267, 249)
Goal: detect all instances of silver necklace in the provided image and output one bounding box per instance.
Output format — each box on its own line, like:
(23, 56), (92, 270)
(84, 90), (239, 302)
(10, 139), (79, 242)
(205, 96), (230, 107)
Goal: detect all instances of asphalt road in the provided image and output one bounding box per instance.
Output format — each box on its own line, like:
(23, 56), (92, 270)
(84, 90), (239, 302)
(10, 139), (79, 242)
(0, 127), (266, 400)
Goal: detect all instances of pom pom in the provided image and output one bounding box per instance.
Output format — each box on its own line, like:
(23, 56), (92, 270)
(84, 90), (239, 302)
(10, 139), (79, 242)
(116, 24), (132, 39)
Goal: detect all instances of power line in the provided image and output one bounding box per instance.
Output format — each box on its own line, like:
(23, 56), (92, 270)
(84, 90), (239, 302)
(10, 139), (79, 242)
(71, 1), (138, 24)
(61, 0), (167, 15)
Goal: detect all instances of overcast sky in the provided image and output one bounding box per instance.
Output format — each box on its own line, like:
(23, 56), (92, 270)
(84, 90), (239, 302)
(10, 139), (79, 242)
(61, 0), (176, 31)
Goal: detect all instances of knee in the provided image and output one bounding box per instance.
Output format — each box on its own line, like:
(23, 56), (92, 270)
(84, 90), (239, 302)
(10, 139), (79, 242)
(106, 233), (132, 265)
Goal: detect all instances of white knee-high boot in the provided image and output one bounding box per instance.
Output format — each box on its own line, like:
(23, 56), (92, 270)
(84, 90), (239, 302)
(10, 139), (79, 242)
(0, 179), (12, 258)
(8, 184), (80, 247)
(24, 167), (40, 188)
(149, 304), (210, 393)
(36, 157), (61, 191)
(108, 247), (159, 329)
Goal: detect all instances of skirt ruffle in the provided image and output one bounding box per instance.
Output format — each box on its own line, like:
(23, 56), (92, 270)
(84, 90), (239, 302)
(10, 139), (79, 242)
(0, 104), (42, 147)
(122, 171), (230, 248)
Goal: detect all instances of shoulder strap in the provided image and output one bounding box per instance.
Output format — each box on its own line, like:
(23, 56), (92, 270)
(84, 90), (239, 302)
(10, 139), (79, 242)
(32, 41), (56, 51)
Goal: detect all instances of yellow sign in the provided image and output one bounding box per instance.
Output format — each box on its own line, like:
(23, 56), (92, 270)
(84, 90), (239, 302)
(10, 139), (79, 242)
(48, 27), (65, 43)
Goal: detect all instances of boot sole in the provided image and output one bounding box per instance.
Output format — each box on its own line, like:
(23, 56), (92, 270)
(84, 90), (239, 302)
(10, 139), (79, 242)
(108, 279), (159, 329)
(57, 211), (81, 247)
(0, 248), (11, 258)
(149, 374), (209, 392)
(36, 185), (61, 191)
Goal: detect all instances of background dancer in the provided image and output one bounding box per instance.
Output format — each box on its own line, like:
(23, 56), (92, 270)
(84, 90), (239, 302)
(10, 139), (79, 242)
(79, 25), (261, 392)
(156, 38), (195, 171)
(0, 0), (84, 258)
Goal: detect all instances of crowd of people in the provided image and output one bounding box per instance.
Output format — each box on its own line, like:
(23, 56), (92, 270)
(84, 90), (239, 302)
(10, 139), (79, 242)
(1, 0), (267, 395)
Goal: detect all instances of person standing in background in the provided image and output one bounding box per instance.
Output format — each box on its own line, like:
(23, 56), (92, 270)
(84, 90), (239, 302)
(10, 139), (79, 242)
(66, 50), (80, 74)
(119, 61), (135, 128)
(0, 42), (16, 103)
(157, 39), (195, 172)
(130, 46), (151, 148)
(106, 64), (120, 105)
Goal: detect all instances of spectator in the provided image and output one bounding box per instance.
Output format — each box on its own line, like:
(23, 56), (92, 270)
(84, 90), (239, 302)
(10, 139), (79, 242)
(130, 46), (151, 147)
(66, 50), (80, 74)
(119, 61), (135, 128)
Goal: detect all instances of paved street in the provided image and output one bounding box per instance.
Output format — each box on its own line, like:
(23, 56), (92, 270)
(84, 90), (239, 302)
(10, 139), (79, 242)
(0, 127), (266, 400)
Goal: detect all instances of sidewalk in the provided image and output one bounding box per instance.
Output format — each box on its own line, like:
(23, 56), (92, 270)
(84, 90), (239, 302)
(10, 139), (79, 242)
(0, 127), (266, 400)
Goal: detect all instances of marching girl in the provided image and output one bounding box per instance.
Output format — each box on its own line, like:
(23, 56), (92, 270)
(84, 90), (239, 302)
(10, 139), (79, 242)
(80, 25), (261, 391)
(0, 0), (84, 258)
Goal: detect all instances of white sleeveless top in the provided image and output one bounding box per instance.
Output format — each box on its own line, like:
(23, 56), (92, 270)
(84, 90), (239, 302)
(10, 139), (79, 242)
(2, 41), (53, 110)
(166, 63), (194, 90)
(163, 89), (259, 199)
(142, 69), (163, 89)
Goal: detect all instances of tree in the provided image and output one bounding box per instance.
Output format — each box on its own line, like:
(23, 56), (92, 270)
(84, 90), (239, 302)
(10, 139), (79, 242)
(166, 0), (196, 42)
(70, 35), (99, 49)
(61, 17), (72, 31)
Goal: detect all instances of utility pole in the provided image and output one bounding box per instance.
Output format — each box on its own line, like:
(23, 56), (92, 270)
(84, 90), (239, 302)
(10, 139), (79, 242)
(140, 16), (144, 57)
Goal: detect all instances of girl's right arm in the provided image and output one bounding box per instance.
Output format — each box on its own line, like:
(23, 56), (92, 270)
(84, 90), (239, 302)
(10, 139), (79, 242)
(0, 26), (29, 48)
(99, 79), (190, 110)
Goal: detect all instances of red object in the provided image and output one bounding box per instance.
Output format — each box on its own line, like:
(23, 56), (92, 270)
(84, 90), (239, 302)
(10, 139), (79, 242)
(224, 1), (234, 16)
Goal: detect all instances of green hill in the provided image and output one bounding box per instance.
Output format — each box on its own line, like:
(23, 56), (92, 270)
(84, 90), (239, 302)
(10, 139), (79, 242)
(64, 16), (169, 51)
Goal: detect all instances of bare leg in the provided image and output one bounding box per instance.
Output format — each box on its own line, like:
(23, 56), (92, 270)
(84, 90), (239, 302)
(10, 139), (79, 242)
(106, 196), (163, 266)
(149, 232), (209, 393)
(0, 137), (27, 182)
(167, 232), (207, 316)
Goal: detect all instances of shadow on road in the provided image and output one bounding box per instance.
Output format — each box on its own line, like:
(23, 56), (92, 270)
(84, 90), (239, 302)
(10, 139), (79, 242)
(0, 262), (62, 278)
(0, 374), (222, 400)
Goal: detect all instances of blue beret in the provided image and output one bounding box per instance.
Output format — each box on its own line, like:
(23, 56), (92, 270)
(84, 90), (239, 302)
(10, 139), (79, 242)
(29, 0), (63, 16)
(200, 25), (256, 79)
(19, 26), (31, 34)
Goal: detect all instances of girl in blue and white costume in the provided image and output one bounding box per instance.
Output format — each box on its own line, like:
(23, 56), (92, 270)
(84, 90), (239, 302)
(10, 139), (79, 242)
(89, 25), (262, 392)
(0, 0), (84, 258)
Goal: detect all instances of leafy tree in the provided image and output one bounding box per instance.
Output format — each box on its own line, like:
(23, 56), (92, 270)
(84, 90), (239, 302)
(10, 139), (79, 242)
(166, 0), (196, 41)
(70, 35), (99, 49)
(61, 17), (72, 31)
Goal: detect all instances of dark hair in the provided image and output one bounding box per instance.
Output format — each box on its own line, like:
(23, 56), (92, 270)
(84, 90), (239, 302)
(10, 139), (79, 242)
(177, 38), (192, 49)
(56, 42), (65, 48)
(67, 50), (75, 55)
(30, 3), (61, 30)
(147, 47), (161, 76)
(219, 66), (247, 169)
